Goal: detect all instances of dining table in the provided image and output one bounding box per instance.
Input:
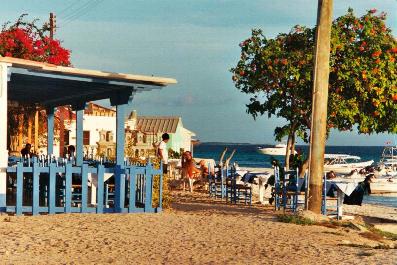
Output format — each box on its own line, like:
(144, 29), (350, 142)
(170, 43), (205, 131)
(326, 178), (360, 219)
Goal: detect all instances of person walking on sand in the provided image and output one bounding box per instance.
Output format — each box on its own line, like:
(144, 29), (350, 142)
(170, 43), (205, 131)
(182, 151), (201, 192)
(158, 133), (170, 174)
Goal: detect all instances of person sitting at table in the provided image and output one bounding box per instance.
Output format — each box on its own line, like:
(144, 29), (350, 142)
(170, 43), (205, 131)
(21, 143), (34, 158)
(343, 174), (374, 206)
(198, 160), (214, 180)
(67, 145), (76, 159)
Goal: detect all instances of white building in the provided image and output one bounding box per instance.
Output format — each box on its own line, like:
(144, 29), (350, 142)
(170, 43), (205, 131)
(64, 103), (196, 159)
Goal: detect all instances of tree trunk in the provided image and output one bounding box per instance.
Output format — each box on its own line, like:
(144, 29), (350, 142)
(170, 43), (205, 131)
(299, 158), (309, 178)
(308, 0), (333, 213)
(291, 132), (296, 155)
(285, 133), (293, 170)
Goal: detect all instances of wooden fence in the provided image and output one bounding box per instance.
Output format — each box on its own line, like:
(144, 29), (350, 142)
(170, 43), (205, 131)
(4, 158), (163, 215)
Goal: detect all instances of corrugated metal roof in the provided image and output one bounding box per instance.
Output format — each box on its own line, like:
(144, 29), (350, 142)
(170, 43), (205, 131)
(136, 116), (180, 133)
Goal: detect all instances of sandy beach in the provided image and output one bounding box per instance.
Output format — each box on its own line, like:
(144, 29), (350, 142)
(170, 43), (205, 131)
(0, 191), (395, 265)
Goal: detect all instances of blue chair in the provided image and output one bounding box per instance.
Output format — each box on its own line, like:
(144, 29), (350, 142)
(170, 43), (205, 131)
(226, 166), (252, 205)
(105, 183), (115, 207)
(209, 166), (226, 199)
(322, 173), (339, 219)
(273, 167), (307, 212)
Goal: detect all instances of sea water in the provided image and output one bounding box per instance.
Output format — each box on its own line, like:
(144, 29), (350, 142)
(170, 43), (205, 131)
(194, 143), (397, 208)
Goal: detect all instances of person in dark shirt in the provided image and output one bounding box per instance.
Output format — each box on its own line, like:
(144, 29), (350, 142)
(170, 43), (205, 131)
(67, 145), (76, 158)
(21, 143), (33, 158)
(343, 174), (374, 206)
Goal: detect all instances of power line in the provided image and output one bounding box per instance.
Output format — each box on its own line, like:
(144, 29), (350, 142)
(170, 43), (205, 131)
(61, 0), (104, 27)
(62, 0), (97, 21)
(57, 0), (82, 16)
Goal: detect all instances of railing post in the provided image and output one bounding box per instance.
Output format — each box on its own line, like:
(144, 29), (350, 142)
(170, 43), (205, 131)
(47, 107), (55, 156)
(0, 63), (10, 211)
(16, 162), (23, 215)
(144, 163), (153, 212)
(75, 107), (84, 166)
(128, 166), (137, 213)
(114, 165), (125, 212)
(115, 103), (126, 166)
(48, 163), (56, 214)
(158, 163), (163, 212)
(65, 163), (72, 213)
(32, 161), (40, 215)
(81, 163), (88, 213)
(96, 165), (104, 213)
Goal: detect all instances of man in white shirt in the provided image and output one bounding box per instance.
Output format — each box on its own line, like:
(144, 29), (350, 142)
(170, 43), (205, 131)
(158, 133), (170, 174)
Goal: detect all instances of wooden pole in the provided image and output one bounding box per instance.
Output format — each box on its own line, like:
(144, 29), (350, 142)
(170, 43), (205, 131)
(49, 13), (55, 39)
(34, 109), (39, 152)
(27, 114), (33, 144)
(308, 0), (333, 213)
(17, 113), (24, 151)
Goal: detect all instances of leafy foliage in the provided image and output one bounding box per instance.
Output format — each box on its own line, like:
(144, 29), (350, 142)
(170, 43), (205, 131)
(0, 14), (71, 66)
(231, 8), (397, 143)
(3, 15), (72, 151)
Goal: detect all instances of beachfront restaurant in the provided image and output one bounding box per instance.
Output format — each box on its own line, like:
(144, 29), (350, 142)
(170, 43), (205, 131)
(0, 57), (177, 215)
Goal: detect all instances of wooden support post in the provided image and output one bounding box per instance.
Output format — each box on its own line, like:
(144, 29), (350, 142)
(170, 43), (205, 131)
(0, 63), (10, 210)
(308, 0), (333, 213)
(110, 91), (133, 213)
(115, 102), (127, 212)
(116, 103), (126, 165)
(59, 107), (65, 157)
(47, 107), (55, 156)
(17, 113), (24, 151)
(34, 109), (39, 152)
(75, 109), (84, 166)
(27, 114), (33, 144)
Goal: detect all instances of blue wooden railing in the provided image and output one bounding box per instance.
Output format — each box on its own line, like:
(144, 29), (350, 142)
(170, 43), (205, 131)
(3, 157), (163, 216)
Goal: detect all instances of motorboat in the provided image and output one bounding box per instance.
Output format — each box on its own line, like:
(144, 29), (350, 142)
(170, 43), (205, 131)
(377, 145), (397, 177)
(257, 144), (296, 156)
(324, 154), (374, 174)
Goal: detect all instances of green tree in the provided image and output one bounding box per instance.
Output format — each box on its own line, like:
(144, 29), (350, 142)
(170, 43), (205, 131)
(231, 8), (397, 170)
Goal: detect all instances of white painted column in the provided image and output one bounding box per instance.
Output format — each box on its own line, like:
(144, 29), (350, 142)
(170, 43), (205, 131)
(0, 63), (10, 208)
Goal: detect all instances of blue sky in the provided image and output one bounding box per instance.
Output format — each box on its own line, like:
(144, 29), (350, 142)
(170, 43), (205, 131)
(2, 0), (397, 145)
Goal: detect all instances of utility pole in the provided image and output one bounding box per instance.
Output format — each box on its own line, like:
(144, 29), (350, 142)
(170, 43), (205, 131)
(308, 0), (333, 213)
(49, 12), (56, 39)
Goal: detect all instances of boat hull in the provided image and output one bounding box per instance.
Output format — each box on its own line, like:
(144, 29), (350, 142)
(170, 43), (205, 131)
(333, 176), (397, 194)
(324, 160), (374, 174)
(257, 148), (286, 156)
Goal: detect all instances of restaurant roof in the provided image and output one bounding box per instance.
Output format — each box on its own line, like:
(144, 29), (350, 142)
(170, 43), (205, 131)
(1, 56), (177, 107)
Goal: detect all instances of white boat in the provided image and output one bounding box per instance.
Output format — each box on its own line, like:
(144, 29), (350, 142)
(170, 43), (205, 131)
(324, 154), (374, 174)
(331, 175), (397, 194)
(257, 144), (296, 156)
(377, 146), (397, 177)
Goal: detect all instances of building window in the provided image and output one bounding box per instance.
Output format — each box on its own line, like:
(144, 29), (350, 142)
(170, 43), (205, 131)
(64, 130), (70, 146)
(83, 131), (90, 145)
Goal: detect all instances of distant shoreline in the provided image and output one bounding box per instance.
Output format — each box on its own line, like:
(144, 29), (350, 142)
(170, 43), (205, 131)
(198, 142), (389, 147)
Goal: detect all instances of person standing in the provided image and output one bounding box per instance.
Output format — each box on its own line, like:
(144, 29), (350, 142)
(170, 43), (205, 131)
(158, 133), (170, 174)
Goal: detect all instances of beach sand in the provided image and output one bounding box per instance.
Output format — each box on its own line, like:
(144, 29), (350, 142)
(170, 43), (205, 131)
(0, 191), (395, 264)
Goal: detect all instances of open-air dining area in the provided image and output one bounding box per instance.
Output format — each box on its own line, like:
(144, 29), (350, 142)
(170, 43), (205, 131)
(0, 57), (177, 215)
